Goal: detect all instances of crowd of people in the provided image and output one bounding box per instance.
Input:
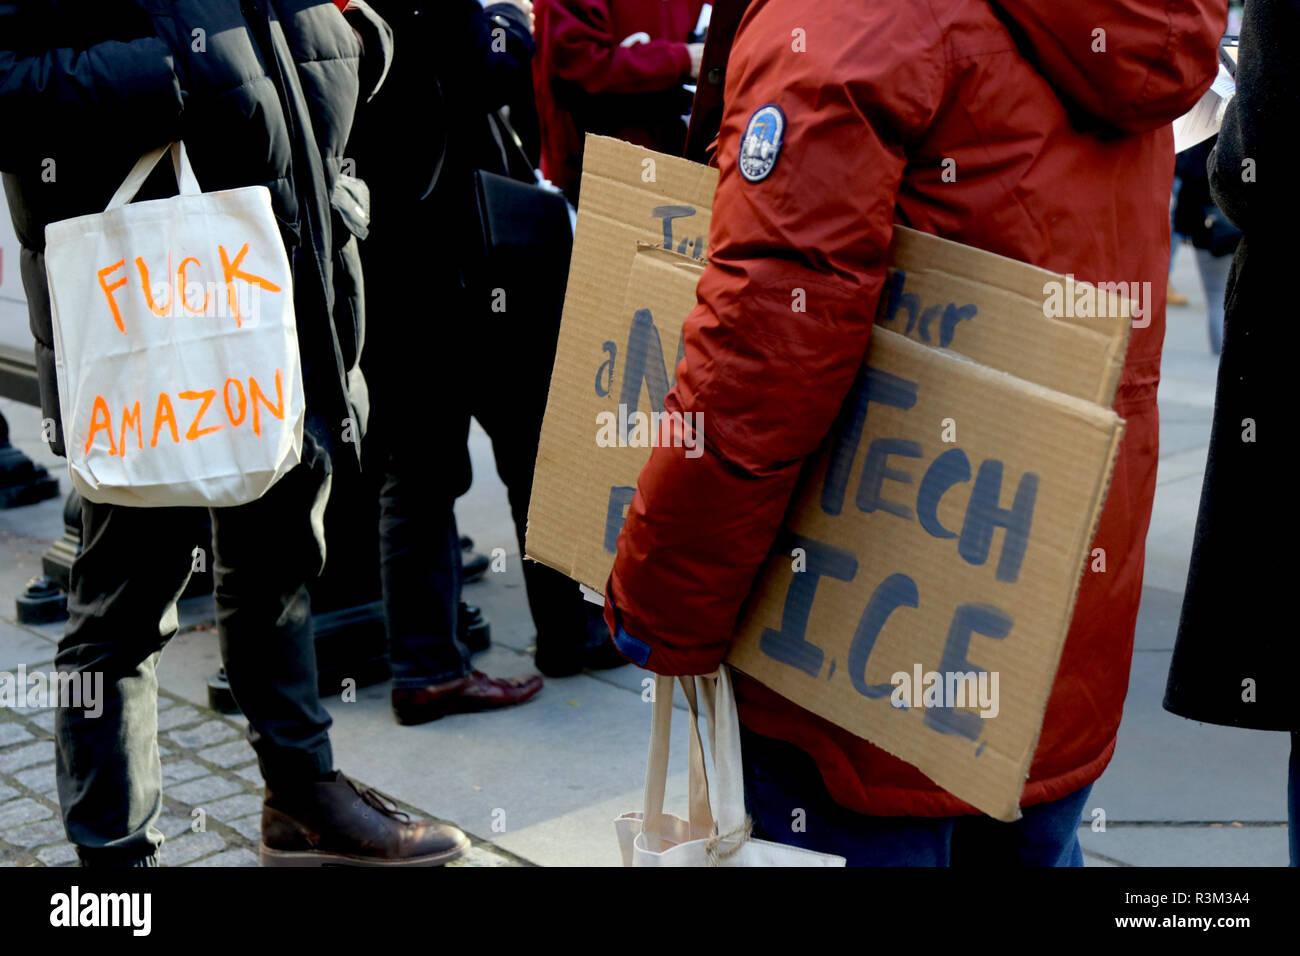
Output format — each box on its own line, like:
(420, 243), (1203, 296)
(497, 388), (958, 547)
(0, 0), (1293, 868)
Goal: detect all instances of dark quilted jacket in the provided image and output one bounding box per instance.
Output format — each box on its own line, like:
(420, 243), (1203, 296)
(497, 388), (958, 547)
(0, 0), (390, 457)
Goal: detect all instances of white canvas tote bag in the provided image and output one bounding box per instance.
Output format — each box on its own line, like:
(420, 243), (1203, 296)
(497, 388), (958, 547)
(44, 141), (304, 507)
(615, 667), (846, 866)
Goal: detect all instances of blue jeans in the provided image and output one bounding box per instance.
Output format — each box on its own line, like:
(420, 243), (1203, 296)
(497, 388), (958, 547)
(740, 726), (1090, 866)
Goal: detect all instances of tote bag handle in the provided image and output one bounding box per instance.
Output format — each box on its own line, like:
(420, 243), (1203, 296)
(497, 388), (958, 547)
(106, 141), (202, 211)
(641, 674), (714, 851)
(640, 669), (751, 853)
(697, 666), (749, 844)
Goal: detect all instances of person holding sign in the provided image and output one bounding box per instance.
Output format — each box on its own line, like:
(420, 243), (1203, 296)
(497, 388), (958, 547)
(605, 0), (1225, 864)
(0, 0), (469, 867)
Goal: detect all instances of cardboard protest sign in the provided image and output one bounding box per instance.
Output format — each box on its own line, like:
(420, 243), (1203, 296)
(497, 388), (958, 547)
(882, 228), (1131, 404)
(527, 139), (719, 581)
(527, 136), (1127, 819)
(528, 244), (707, 592)
(725, 327), (1122, 821)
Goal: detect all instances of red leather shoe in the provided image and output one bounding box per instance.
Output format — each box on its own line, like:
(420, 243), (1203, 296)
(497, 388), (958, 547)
(392, 670), (543, 725)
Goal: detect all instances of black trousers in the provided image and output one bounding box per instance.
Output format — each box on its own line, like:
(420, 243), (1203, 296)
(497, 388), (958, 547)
(366, 264), (596, 684)
(54, 428), (335, 865)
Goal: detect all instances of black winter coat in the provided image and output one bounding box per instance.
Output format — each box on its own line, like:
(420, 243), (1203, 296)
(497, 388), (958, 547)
(352, 0), (534, 258)
(0, 0), (390, 458)
(1164, 0), (1299, 732)
(350, 0), (535, 490)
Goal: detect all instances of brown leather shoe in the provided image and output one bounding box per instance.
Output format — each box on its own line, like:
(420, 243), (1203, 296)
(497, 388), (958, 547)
(260, 772), (469, 867)
(392, 670), (544, 725)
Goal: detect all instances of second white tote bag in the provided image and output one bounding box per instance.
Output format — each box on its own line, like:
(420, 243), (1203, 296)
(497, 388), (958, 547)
(615, 667), (846, 867)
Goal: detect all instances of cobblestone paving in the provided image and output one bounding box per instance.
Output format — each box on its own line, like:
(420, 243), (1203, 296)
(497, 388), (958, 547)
(1, 671), (521, 868)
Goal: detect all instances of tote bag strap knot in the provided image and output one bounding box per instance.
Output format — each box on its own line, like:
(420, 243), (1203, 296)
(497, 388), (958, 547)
(106, 141), (202, 211)
(704, 813), (753, 865)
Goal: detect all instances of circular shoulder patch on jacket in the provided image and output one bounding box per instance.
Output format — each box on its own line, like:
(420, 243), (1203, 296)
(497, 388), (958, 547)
(738, 104), (785, 183)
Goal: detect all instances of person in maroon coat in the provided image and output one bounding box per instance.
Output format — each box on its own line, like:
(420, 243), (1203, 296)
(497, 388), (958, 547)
(533, 0), (706, 201)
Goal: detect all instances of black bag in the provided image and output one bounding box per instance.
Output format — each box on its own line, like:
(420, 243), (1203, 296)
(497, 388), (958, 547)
(1194, 204), (1243, 258)
(470, 111), (573, 290)
(467, 111), (574, 377)
(1176, 137), (1242, 259)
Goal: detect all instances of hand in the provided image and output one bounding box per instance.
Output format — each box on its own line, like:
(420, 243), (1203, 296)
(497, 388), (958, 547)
(499, 0), (535, 36)
(686, 42), (704, 80)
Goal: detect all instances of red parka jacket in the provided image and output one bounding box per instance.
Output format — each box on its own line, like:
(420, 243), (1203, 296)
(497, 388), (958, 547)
(605, 0), (1225, 817)
(534, 0), (705, 195)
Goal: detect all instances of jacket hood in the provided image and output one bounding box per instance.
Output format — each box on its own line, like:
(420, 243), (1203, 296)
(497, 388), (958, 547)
(992, 0), (1227, 133)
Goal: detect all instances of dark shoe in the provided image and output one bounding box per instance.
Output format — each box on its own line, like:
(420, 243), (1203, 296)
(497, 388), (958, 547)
(582, 637), (630, 671)
(534, 644), (583, 678)
(535, 639), (630, 677)
(459, 601), (491, 654)
(460, 535), (490, 582)
(534, 602), (627, 677)
(260, 772), (469, 867)
(75, 848), (160, 868)
(392, 670), (543, 725)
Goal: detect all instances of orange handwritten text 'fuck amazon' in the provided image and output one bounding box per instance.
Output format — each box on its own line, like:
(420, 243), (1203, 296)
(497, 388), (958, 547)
(82, 370), (287, 457)
(95, 241), (282, 331)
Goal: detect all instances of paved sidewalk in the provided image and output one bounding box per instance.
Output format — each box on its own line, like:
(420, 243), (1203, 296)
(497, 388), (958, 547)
(0, 245), (1290, 867)
(0, 633), (522, 867)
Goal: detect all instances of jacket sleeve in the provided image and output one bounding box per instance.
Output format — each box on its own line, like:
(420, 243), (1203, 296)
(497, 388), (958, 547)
(1209, 0), (1300, 235)
(342, 0), (395, 103)
(605, 13), (944, 675)
(433, 0), (536, 114)
(0, 0), (183, 174)
(549, 0), (690, 94)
